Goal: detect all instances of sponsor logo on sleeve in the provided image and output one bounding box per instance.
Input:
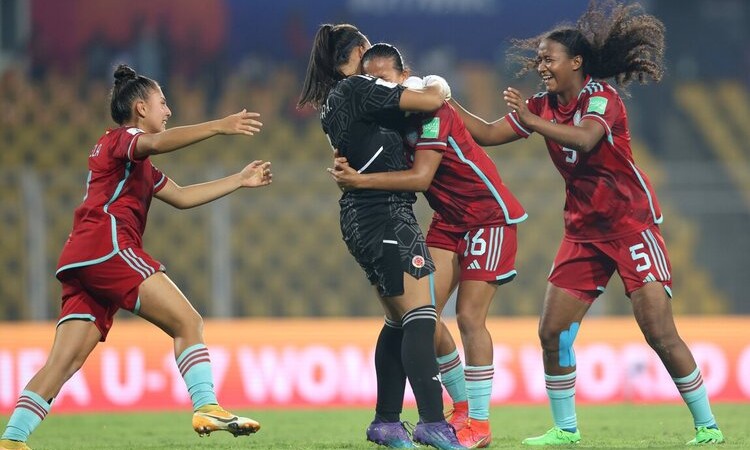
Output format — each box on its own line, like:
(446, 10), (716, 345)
(420, 117), (440, 139)
(587, 96), (608, 115)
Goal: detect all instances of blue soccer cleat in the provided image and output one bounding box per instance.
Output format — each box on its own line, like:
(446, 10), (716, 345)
(366, 420), (416, 448)
(413, 420), (465, 449)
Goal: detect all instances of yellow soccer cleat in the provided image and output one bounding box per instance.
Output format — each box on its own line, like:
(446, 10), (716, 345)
(0, 439), (31, 450)
(192, 405), (260, 437)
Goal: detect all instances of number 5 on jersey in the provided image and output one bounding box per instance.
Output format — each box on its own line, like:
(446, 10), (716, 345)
(628, 243), (652, 272)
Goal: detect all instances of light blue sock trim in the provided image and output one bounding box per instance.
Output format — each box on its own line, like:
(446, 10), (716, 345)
(21, 390), (50, 410)
(673, 367), (716, 428)
(672, 366), (698, 384)
(1, 390), (51, 442)
(437, 349), (467, 403)
(436, 349), (460, 365)
(176, 344), (218, 410)
(176, 343), (207, 366)
(466, 365), (493, 420)
(545, 372), (577, 431)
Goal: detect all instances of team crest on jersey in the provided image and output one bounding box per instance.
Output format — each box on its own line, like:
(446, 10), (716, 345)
(421, 117), (440, 139)
(411, 255), (425, 268)
(587, 96), (608, 115)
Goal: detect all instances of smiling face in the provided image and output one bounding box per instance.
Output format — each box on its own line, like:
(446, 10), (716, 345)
(135, 86), (171, 132)
(362, 55), (409, 84)
(536, 38), (583, 97)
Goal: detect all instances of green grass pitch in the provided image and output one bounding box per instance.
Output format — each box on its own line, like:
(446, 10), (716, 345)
(5, 403), (748, 449)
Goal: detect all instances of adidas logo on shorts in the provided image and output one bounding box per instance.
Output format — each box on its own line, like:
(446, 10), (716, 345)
(467, 260), (481, 270)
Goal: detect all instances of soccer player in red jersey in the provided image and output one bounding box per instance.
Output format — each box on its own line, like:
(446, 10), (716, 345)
(0, 64), (272, 450)
(329, 43), (527, 448)
(450, 1), (724, 446)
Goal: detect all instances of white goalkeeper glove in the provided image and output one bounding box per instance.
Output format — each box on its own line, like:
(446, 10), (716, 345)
(402, 76), (425, 90)
(422, 74), (451, 100)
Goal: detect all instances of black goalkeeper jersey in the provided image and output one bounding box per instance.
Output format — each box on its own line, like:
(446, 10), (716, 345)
(321, 75), (419, 262)
(321, 75), (416, 205)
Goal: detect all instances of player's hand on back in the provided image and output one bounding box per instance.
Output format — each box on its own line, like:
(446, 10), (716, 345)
(218, 109), (263, 136)
(239, 160), (272, 188)
(327, 155), (359, 192)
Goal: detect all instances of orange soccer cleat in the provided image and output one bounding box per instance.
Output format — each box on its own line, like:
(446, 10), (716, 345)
(456, 419), (492, 448)
(192, 405), (260, 437)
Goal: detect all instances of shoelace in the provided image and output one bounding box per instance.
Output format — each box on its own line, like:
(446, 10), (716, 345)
(402, 421), (416, 438)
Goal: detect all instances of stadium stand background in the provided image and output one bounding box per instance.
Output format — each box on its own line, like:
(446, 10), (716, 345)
(0, 0), (748, 321)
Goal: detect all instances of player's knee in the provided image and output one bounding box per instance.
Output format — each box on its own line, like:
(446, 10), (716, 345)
(539, 322), (580, 368)
(539, 322), (580, 354)
(455, 310), (486, 336)
(188, 310), (204, 334)
(173, 309), (204, 338)
(642, 327), (680, 353)
(538, 323), (559, 348)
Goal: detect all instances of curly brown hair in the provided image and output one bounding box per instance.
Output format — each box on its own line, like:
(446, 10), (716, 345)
(509, 0), (665, 88)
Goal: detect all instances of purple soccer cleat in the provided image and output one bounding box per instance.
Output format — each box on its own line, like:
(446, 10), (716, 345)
(413, 420), (466, 450)
(366, 420), (416, 448)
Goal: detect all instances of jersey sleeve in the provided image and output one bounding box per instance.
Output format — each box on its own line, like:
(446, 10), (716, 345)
(348, 75), (406, 119)
(111, 127), (145, 161)
(415, 104), (452, 153)
(580, 89), (621, 145)
(151, 165), (169, 193)
(504, 94), (543, 139)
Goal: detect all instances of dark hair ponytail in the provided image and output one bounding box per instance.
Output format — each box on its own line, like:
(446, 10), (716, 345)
(298, 23), (368, 109)
(509, 0), (665, 88)
(362, 43), (407, 73)
(110, 64), (159, 125)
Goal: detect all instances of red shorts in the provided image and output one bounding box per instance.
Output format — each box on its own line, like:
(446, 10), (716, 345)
(427, 222), (518, 284)
(57, 248), (164, 341)
(548, 224), (672, 303)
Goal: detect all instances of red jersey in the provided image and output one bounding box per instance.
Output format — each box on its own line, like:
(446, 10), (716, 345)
(56, 127), (169, 276)
(406, 102), (527, 232)
(506, 77), (662, 242)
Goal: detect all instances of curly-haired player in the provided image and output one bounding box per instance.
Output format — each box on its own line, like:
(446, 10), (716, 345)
(451, 1), (724, 446)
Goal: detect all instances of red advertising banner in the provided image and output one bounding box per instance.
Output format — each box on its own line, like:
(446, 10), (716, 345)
(1, 317), (748, 412)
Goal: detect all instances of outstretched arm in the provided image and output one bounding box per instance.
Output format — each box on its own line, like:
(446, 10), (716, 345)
(328, 150), (442, 192)
(504, 87), (605, 152)
(134, 110), (263, 159)
(156, 160), (272, 209)
(398, 76), (451, 112)
(449, 98), (521, 146)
